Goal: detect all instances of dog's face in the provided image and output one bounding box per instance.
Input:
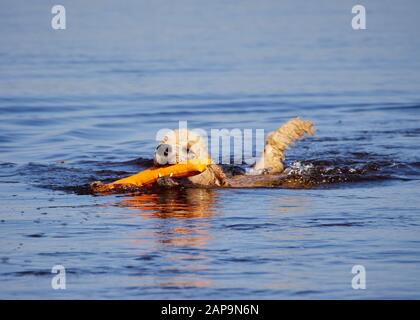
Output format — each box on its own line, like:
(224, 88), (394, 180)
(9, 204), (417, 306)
(154, 129), (211, 166)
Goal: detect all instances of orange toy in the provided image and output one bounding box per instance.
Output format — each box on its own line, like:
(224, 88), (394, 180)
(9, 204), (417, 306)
(90, 160), (209, 193)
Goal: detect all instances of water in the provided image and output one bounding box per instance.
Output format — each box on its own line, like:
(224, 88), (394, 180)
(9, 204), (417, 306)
(1, 0), (420, 299)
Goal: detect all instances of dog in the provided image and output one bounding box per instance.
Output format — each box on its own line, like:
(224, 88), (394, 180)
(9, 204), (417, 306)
(153, 118), (314, 188)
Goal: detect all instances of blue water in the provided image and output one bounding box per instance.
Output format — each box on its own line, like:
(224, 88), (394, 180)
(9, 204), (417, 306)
(1, 0), (420, 299)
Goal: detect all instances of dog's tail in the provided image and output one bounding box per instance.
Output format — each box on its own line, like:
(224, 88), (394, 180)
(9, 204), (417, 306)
(252, 117), (315, 174)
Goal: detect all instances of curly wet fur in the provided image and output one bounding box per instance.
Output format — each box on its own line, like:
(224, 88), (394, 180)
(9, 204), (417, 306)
(252, 118), (315, 174)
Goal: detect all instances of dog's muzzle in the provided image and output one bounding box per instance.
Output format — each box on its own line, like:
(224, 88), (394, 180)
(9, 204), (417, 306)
(154, 144), (174, 165)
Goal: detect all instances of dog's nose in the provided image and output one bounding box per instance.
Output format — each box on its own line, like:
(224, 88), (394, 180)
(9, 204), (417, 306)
(156, 144), (171, 157)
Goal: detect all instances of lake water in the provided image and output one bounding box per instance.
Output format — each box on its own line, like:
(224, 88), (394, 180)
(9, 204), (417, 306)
(1, 0), (420, 299)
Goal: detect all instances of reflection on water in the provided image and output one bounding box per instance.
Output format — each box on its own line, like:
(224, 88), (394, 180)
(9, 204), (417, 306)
(118, 188), (219, 219)
(114, 189), (315, 292)
(118, 188), (217, 248)
(116, 189), (219, 289)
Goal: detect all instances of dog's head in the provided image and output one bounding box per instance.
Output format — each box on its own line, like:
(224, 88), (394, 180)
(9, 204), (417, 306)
(154, 129), (211, 166)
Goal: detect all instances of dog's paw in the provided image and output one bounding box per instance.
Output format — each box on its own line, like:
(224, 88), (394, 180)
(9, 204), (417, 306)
(156, 176), (180, 188)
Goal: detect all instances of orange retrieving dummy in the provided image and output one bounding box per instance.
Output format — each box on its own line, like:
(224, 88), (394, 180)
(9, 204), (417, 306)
(90, 160), (209, 193)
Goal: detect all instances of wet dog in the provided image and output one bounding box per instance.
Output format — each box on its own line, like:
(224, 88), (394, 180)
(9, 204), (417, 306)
(153, 118), (314, 188)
